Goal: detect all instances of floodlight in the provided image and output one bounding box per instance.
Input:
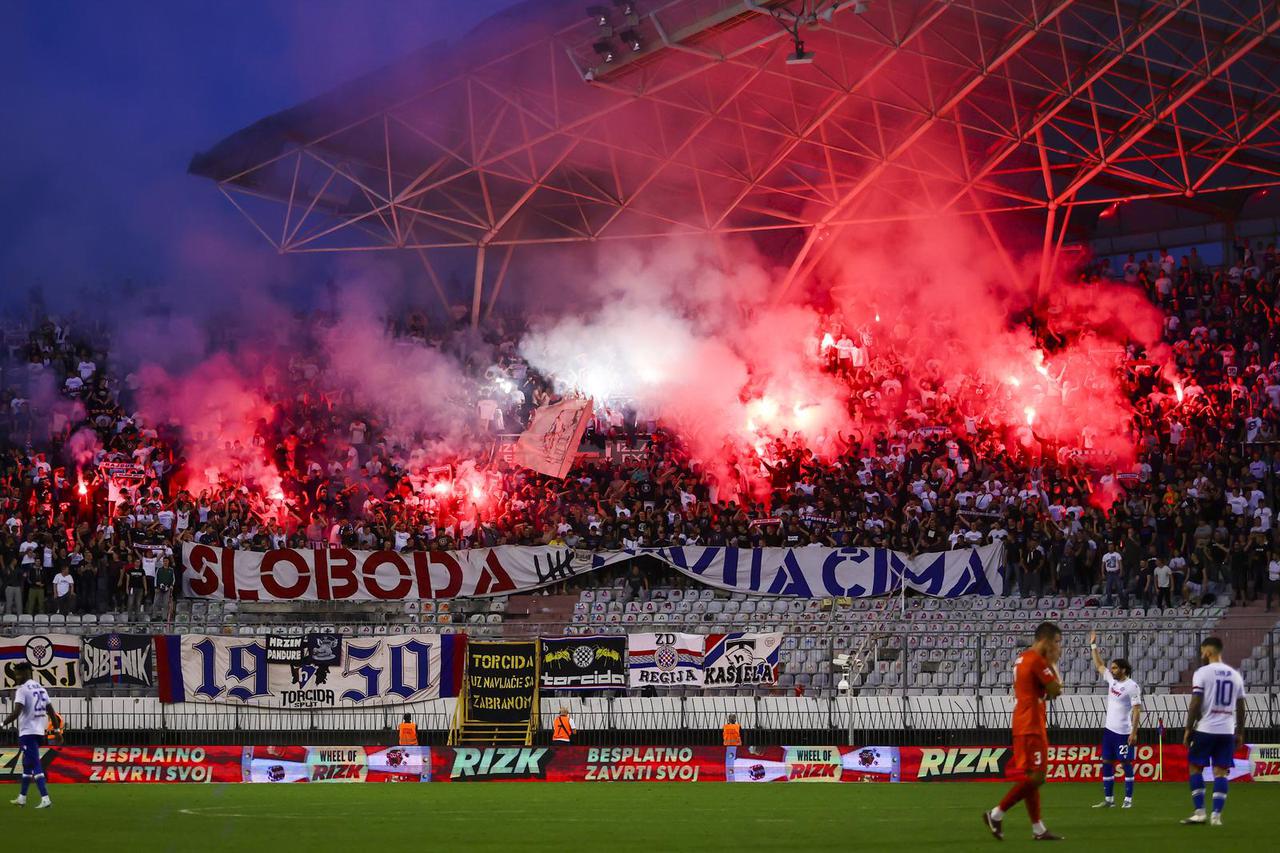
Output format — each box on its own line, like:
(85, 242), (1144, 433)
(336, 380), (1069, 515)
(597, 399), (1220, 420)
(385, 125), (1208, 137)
(593, 40), (617, 63)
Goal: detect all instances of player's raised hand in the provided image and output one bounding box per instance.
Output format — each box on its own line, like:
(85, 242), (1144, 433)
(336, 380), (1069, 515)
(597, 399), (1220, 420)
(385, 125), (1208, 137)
(1088, 629), (1097, 645)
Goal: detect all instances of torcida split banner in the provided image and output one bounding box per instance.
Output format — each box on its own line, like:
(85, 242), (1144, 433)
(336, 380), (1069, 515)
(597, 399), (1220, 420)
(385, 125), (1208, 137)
(181, 542), (1004, 602)
(539, 636), (627, 690)
(153, 633), (465, 707)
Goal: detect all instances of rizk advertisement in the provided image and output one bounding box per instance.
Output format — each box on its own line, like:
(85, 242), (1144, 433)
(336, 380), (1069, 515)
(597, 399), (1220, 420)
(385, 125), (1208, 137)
(726, 746), (900, 782)
(1248, 744), (1280, 781)
(241, 746), (429, 782)
(429, 746), (727, 782)
(898, 744), (1254, 783)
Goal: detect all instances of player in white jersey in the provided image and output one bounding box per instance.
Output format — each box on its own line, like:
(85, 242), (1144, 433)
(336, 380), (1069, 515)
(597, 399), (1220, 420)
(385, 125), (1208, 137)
(3, 662), (55, 808)
(1181, 637), (1245, 827)
(1088, 630), (1142, 808)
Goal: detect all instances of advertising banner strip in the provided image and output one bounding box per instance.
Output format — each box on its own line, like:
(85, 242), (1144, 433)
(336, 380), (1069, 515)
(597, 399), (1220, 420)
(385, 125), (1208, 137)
(1, 745), (1268, 784)
(153, 633), (465, 707)
(1248, 744), (1280, 781)
(241, 746), (430, 783)
(0, 746), (243, 784)
(181, 542), (1004, 602)
(897, 744), (1256, 783)
(726, 746), (900, 782)
(430, 746), (727, 783)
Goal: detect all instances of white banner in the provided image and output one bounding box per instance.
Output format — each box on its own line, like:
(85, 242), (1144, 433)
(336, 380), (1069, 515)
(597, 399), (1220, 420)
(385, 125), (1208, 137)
(1, 634), (81, 689)
(515, 397), (593, 479)
(593, 542), (1005, 599)
(182, 542), (1004, 602)
(703, 632), (782, 688)
(155, 633), (465, 707)
(628, 632), (705, 687)
(181, 542), (592, 602)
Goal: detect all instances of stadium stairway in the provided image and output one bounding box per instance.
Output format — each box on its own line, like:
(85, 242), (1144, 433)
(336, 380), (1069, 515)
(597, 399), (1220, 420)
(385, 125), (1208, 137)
(1173, 601), (1278, 690)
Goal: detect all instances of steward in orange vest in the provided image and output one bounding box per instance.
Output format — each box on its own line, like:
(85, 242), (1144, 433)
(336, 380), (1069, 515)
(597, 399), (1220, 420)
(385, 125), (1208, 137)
(398, 714), (418, 746)
(46, 710), (65, 746)
(722, 715), (742, 747)
(552, 708), (574, 744)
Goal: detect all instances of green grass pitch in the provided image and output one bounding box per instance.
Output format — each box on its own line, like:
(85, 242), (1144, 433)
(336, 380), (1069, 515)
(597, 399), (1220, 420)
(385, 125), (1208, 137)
(4, 782), (1270, 851)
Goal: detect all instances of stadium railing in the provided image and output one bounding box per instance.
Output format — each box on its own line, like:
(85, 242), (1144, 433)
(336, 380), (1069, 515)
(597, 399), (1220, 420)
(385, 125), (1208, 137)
(6, 625), (1274, 747)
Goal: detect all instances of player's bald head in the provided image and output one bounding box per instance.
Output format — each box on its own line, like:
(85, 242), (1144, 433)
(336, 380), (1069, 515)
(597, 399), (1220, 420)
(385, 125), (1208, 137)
(13, 662), (33, 680)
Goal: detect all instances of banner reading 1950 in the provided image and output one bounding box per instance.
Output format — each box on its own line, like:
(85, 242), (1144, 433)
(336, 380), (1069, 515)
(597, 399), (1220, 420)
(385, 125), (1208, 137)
(153, 633), (465, 708)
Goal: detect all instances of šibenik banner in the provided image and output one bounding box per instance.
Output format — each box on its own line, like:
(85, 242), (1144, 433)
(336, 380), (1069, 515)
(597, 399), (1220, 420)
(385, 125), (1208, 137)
(153, 633), (465, 708)
(182, 542), (1003, 601)
(80, 633), (154, 688)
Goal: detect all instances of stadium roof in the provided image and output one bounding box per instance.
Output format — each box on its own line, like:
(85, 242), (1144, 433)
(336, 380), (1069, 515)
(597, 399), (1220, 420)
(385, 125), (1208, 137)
(192, 0), (1280, 316)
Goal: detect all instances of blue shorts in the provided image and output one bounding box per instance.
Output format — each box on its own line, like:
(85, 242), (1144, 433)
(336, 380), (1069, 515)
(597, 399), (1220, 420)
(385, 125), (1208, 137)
(1101, 729), (1133, 762)
(18, 735), (45, 776)
(1187, 732), (1235, 769)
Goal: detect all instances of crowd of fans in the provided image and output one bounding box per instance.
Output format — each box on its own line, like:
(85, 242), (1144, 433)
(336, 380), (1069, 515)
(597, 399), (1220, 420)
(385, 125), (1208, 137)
(3, 238), (1280, 621)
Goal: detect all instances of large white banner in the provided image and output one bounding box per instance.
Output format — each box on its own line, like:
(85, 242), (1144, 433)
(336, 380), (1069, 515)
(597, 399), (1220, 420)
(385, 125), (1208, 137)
(515, 397), (593, 478)
(598, 542), (1005, 599)
(628, 633), (705, 687)
(1, 634), (81, 689)
(703, 632), (782, 689)
(182, 542), (1004, 602)
(181, 542), (592, 602)
(154, 633), (465, 708)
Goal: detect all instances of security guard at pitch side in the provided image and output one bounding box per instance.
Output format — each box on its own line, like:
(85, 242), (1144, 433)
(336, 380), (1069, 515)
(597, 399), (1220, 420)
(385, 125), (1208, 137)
(552, 707), (575, 744)
(398, 714), (418, 746)
(722, 715), (742, 747)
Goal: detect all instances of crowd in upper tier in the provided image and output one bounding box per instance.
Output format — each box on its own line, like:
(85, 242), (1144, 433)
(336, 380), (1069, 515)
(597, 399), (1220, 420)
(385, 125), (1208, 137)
(2, 239), (1280, 618)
